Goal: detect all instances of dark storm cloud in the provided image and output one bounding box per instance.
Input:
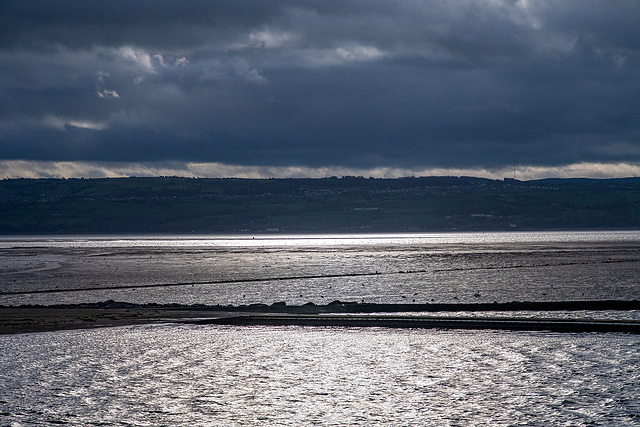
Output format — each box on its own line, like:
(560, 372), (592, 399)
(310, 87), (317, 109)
(1, 0), (640, 170)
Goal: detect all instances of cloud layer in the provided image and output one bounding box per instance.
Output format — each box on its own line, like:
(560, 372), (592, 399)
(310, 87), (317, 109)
(1, 1), (640, 177)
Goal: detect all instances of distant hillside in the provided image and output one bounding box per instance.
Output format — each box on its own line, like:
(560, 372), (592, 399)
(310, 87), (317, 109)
(1, 176), (640, 234)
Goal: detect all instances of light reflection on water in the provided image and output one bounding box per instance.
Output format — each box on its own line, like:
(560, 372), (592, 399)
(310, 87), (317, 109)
(2, 231), (640, 307)
(2, 232), (639, 425)
(1, 324), (639, 426)
(3, 230), (640, 248)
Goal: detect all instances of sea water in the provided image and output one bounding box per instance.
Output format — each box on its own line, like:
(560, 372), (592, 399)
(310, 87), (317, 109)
(1, 231), (640, 425)
(1, 324), (639, 426)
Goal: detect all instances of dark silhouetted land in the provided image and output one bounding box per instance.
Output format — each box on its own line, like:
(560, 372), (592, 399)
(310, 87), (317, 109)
(2, 300), (639, 335)
(2, 176), (640, 234)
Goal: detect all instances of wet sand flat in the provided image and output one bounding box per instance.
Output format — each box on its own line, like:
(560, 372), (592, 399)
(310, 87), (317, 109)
(0, 307), (235, 335)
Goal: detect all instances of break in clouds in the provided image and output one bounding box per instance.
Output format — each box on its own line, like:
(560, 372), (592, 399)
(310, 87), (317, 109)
(1, 1), (640, 178)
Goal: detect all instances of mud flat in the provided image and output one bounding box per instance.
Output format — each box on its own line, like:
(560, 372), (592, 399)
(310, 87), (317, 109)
(0, 306), (237, 335)
(1, 300), (639, 335)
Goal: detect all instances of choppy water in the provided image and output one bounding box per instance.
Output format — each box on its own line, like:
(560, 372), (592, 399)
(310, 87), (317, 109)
(1, 324), (639, 426)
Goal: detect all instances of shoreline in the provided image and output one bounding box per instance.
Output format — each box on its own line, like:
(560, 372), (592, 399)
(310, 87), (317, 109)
(0, 307), (241, 335)
(1, 300), (639, 335)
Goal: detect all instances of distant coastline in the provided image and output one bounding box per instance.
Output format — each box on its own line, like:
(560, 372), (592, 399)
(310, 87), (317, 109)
(2, 176), (640, 234)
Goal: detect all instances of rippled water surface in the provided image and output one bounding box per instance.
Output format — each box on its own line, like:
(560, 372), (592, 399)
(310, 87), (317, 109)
(1, 324), (639, 426)
(2, 232), (640, 425)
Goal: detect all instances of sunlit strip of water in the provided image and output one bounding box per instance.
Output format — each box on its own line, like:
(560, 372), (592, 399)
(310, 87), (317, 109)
(3, 230), (640, 249)
(1, 324), (639, 426)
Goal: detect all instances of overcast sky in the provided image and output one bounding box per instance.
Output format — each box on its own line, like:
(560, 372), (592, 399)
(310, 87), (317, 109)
(1, 1), (639, 179)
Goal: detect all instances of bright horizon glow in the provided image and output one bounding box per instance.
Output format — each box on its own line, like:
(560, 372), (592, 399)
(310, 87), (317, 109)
(3, 230), (639, 249)
(1, 160), (640, 180)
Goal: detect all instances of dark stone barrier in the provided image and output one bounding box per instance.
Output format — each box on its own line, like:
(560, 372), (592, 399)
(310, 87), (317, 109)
(192, 314), (640, 334)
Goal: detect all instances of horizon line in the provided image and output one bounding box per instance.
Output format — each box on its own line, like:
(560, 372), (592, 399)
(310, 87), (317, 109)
(2, 160), (640, 181)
